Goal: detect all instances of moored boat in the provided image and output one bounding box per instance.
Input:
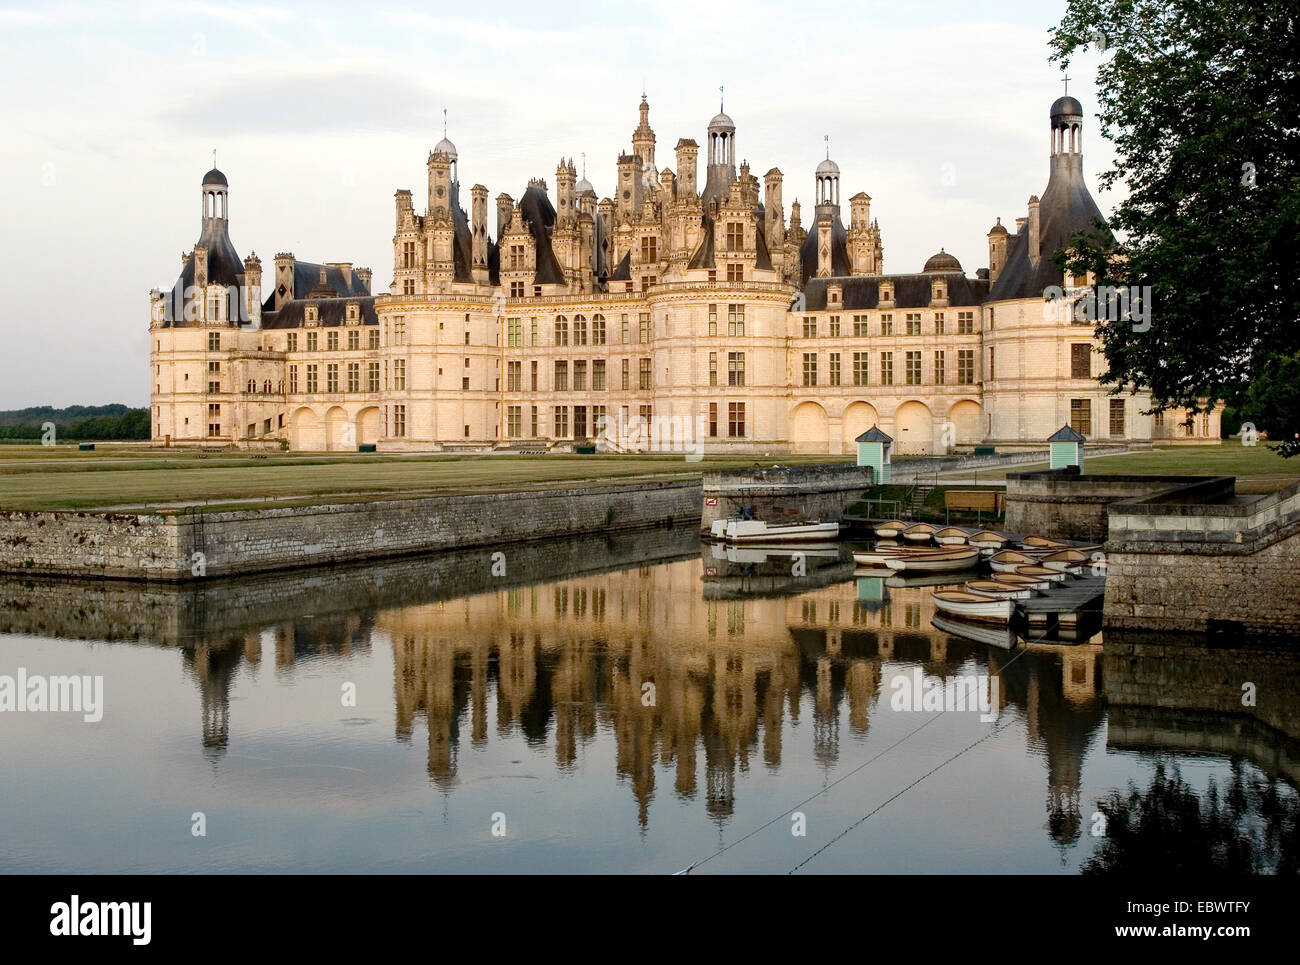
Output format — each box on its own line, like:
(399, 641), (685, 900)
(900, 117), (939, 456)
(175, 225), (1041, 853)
(932, 613), (1018, 649)
(1021, 536), (1070, 549)
(1010, 564), (1068, 583)
(964, 579), (1033, 600)
(710, 518), (840, 543)
(967, 531), (1009, 551)
(989, 549), (1042, 572)
(852, 544), (953, 568)
(874, 519), (907, 539)
(931, 589), (1015, 622)
(902, 522), (937, 543)
(934, 527), (971, 546)
(989, 572), (1054, 591)
(883, 547), (980, 572)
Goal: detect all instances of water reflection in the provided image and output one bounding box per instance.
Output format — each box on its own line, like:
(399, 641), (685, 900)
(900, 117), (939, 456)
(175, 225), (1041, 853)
(2, 529), (1298, 872)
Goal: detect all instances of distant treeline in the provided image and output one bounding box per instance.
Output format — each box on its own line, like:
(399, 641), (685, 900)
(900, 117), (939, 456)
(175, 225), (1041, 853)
(0, 405), (150, 441)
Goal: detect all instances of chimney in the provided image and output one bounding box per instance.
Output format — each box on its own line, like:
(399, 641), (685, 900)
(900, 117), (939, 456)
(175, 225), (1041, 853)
(355, 267), (372, 292)
(497, 193), (514, 240)
(1028, 195), (1041, 261)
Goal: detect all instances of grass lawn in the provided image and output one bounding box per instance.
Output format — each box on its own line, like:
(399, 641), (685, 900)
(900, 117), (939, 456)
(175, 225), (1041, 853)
(0, 444), (846, 512)
(947, 444), (1300, 493)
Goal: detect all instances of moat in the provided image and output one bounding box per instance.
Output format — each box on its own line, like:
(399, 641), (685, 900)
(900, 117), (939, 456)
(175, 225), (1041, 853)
(2, 527), (1297, 874)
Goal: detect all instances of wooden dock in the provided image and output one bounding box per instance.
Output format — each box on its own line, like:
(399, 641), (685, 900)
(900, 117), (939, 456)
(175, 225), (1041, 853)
(1016, 575), (1107, 631)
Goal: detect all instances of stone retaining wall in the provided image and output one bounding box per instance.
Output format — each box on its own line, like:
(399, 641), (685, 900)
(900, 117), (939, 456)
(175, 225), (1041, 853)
(0, 481), (702, 581)
(700, 464), (875, 531)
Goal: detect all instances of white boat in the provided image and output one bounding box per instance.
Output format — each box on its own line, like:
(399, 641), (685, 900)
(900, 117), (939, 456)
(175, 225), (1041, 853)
(725, 545), (839, 564)
(989, 550), (1042, 572)
(964, 579), (1033, 600)
(709, 518), (840, 543)
(967, 530), (1009, 551)
(931, 590), (1015, 622)
(932, 613), (1018, 650)
(851, 544), (948, 568)
(1010, 564), (1068, 583)
(934, 527), (971, 546)
(883, 548), (980, 573)
(989, 572), (1054, 591)
(902, 522), (937, 543)
(874, 519), (907, 539)
(1021, 536), (1070, 550)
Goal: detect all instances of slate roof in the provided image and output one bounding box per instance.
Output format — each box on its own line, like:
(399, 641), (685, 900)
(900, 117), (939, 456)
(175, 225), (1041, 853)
(161, 217), (246, 325)
(855, 425), (892, 443)
(799, 212), (852, 284)
(799, 271), (989, 311)
(262, 296), (378, 329)
(1048, 424), (1086, 442)
(518, 184), (566, 285)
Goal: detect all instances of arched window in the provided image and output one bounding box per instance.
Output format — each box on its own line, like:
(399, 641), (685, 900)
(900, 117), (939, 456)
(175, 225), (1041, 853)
(263, 380), (272, 393)
(573, 314), (587, 346)
(247, 380), (256, 393)
(554, 315), (568, 346)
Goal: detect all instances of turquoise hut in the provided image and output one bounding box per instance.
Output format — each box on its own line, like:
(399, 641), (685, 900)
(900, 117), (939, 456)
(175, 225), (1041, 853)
(856, 425), (893, 483)
(1048, 424), (1086, 471)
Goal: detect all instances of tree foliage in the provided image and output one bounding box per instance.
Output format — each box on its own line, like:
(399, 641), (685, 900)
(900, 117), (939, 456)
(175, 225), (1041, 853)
(1049, 0), (1300, 454)
(0, 405), (149, 441)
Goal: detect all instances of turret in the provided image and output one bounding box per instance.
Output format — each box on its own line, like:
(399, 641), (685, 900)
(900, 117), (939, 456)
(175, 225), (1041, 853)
(242, 253), (262, 328)
(556, 158), (576, 226)
(987, 217), (1009, 284)
(764, 168), (784, 249)
(675, 138), (698, 198)
(471, 184), (489, 284)
(632, 94), (656, 187)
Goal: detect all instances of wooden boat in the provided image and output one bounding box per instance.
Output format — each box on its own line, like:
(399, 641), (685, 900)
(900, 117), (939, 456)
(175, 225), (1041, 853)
(874, 519), (908, 539)
(1039, 548), (1091, 572)
(967, 531), (1009, 551)
(931, 589), (1015, 622)
(989, 572), (1054, 591)
(883, 548), (980, 573)
(902, 522), (937, 543)
(1021, 536), (1070, 549)
(710, 518), (840, 543)
(934, 527), (971, 546)
(852, 544), (952, 568)
(989, 550), (1042, 572)
(1010, 564), (1068, 583)
(965, 579), (1033, 600)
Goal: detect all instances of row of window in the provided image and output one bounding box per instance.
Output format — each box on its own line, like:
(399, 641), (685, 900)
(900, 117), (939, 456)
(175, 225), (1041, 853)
(285, 330), (381, 352)
(800, 350), (977, 387)
(800, 311), (977, 339)
(288, 362), (387, 394)
(1072, 398), (1128, 437)
(501, 403), (748, 440)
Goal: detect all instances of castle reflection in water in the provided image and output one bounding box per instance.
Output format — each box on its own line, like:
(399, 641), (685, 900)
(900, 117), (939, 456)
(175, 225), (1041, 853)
(9, 529), (1294, 860)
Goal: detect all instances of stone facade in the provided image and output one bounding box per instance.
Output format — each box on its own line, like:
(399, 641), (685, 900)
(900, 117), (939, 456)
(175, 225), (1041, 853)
(150, 93), (1220, 455)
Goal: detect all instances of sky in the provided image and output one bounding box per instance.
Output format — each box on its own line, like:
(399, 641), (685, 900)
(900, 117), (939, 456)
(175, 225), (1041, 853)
(0, 0), (1114, 409)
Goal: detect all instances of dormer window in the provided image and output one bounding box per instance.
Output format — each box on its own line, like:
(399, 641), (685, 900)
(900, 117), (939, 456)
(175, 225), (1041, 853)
(346, 304), (358, 322)
(880, 283), (894, 303)
(306, 306), (318, 323)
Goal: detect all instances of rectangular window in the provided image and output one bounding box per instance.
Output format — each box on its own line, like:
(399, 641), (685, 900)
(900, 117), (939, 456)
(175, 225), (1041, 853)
(728, 402), (745, 438)
(592, 315), (606, 345)
(327, 331), (339, 351)
(393, 358), (406, 390)
(957, 311), (974, 335)
(510, 281), (525, 298)
(326, 363), (339, 392)
(708, 403), (718, 438)
(368, 361), (380, 392)
(880, 352), (894, 385)
(306, 331), (318, 351)
(727, 303), (745, 336)
(530, 406), (539, 437)
(574, 359), (587, 391)
(1071, 343), (1091, 379)
(392, 318), (405, 345)
(1109, 398), (1126, 437)
(554, 406), (569, 438)
(208, 332), (220, 351)
(590, 359), (604, 391)
(726, 263), (743, 283)
(348, 329), (359, 351)
(934, 351), (945, 386)
(906, 313), (921, 336)
(555, 317), (569, 346)
(726, 222), (743, 251)
(462, 376), (469, 391)
(593, 405), (606, 437)
(208, 360), (220, 374)
(347, 362), (360, 393)
(306, 364), (318, 393)
(853, 314), (869, 337)
(829, 315), (841, 337)
(639, 313), (651, 343)
(530, 318), (539, 346)
(621, 314), (629, 343)
(957, 349), (975, 384)
(1071, 398), (1092, 436)
(829, 352), (841, 386)
(393, 404), (406, 437)
(641, 236), (658, 263)
(507, 360), (522, 392)
(880, 314), (894, 336)
(989, 347), (995, 380)
(727, 352), (745, 387)
(289, 364), (299, 393)
(638, 357), (652, 390)
(803, 352), (818, 387)
(368, 329), (380, 350)
(507, 406), (522, 437)
(709, 352), (718, 386)
(852, 352), (868, 386)
(287, 332), (298, 352)
(708, 304), (718, 337)
(530, 360), (538, 391)
(621, 358), (629, 390)
(934, 312), (945, 335)
(803, 317), (817, 339)
(906, 350), (921, 385)
(508, 318), (522, 347)
(554, 360), (568, 391)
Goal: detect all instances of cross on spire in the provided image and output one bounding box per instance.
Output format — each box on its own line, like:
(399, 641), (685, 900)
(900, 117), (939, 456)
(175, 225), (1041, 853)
(824, 134), (829, 159)
(719, 85), (724, 111)
(1062, 74), (1071, 95)
(212, 148), (216, 168)
(442, 107), (447, 138)
(581, 152), (586, 178)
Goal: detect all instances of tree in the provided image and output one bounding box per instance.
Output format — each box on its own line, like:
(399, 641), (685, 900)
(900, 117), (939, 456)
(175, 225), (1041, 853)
(1049, 0), (1300, 454)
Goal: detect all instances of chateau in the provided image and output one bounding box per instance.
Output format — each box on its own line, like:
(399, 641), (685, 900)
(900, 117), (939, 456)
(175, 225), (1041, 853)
(149, 92), (1219, 454)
